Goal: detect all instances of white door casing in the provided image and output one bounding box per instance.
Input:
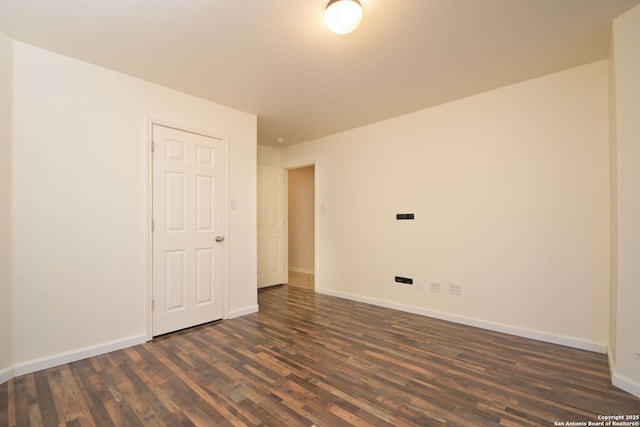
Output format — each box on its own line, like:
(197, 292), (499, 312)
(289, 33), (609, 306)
(257, 166), (287, 288)
(152, 124), (225, 336)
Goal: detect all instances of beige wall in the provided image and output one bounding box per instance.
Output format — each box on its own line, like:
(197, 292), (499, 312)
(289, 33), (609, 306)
(257, 144), (281, 167)
(288, 166), (315, 273)
(0, 32), (13, 382)
(608, 33), (619, 372)
(610, 3), (640, 397)
(8, 41), (257, 375)
(283, 61), (610, 351)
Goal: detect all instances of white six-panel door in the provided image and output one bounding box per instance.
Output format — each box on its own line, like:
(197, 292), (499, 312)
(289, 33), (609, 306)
(152, 124), (225, 336)
(257, 166), (287, 288)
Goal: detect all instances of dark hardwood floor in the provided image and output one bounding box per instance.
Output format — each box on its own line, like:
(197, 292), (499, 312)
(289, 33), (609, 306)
(2, 285), (639, 426)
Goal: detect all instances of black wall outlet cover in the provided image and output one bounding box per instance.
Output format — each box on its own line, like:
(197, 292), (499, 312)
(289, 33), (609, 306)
(396, 213), (415, 220)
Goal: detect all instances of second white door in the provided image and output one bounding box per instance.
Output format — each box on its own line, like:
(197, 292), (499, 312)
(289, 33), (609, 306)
(152, 124), (225, 336)
(257, 165), (287, 288)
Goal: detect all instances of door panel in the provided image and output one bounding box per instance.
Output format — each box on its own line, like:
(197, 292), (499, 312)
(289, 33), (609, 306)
(152, 124), (225, 336)
(257, 165), (287, 288)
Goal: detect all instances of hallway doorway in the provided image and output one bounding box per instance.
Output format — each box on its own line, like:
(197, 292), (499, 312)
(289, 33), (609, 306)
(287, 165), (315, 290)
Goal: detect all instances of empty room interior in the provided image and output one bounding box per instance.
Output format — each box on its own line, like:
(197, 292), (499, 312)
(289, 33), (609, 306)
(1, 1), (640, 426)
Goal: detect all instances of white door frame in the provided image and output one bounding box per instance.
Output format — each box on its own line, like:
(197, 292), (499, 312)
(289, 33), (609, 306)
(284, 160), (320, 292)
(145, 119), (229, 340)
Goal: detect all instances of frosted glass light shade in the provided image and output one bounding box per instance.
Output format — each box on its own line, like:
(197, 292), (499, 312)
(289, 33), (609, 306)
(324, 0), (363, 35)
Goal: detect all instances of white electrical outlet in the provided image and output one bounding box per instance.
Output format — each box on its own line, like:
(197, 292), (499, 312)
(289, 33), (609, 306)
(430, 281), (442, 293)
(449, 283), (463, 296)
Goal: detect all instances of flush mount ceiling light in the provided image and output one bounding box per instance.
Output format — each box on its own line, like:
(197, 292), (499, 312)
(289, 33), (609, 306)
(324, 0), (363, 35)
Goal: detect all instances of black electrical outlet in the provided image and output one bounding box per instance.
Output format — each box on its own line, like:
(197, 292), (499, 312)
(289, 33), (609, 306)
(395, 276), (413, 285)
(396, 213), (415, 220)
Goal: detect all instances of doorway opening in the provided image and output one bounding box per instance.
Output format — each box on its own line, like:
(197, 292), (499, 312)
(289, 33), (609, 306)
(287, 165), (315, 290)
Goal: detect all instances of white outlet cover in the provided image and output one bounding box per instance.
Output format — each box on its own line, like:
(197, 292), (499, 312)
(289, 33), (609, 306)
(449, 283), (463, 295)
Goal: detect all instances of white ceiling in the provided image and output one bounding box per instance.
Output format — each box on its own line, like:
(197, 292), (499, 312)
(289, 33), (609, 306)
(1, 0), (638, 147)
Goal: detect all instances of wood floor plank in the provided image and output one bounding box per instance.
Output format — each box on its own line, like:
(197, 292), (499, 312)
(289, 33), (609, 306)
(69, 361), (116, 427)
(2, 285), (640, 426)
(0, 380), (9, 427)
(48, 365), (93, 424)
(33, 370), (60, 426)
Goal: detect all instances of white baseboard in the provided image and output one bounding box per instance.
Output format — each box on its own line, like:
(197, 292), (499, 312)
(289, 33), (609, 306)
(228, 304), (259, 319)
(317, 288), (607, 354)
(608, 346), (616, 375)
(1, 305), (260, 385)
(12, 334), (147, 378)
(612, 372), (640, 398)
(289, 266), (315, 275)
(608, 348), (640, 398)
(0, 364), (14, 385)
